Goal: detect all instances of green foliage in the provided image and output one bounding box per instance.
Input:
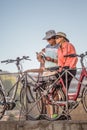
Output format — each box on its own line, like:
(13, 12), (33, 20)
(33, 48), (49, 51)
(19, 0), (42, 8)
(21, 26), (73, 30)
(0, 74), (21, 103)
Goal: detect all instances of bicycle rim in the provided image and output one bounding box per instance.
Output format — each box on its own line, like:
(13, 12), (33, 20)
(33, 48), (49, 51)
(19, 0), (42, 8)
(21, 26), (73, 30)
(82, 87), (87, 112)
(26, 89), (43, 120)
(20, 88), (43, 120)
(26, 84), (36, 103)
(20, 87), (26, 111)
(0, 89), (6, 119)
(20, 85), (39, 110)
(44, 87), (66, 121)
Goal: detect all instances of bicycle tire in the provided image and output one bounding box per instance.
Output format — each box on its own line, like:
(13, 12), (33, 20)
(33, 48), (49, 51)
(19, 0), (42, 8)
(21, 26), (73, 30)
(0, 88), (6, 119)
(82, 87), (87, 112)
(26, 83), (37, 103)
(20, 87), (27, 111)
(20, 81), (41, 108)
(20, 87), (43, 120)
(43, 87), (66, 121)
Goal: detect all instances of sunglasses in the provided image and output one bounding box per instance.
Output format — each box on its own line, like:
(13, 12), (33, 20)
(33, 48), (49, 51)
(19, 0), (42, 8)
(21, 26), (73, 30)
(47, 38), (52, 41)
(56, 36), (62, 39)
(47, 36), (56, 41)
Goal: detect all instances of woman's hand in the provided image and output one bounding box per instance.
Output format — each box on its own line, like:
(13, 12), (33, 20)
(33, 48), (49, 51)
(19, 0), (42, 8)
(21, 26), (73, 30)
(45, 56), (52, 61)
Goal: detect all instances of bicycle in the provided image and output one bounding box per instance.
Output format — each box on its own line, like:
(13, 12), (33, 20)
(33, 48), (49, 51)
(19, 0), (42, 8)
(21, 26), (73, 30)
(0, 56), (35, 120)
(24, 66), (66, 120)
(26, 51), (87, 121)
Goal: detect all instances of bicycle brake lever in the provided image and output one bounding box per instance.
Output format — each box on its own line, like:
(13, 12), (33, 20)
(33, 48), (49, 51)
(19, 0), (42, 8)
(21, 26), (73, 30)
(23, 56), (31, 61)
(23, 56), (29, 59)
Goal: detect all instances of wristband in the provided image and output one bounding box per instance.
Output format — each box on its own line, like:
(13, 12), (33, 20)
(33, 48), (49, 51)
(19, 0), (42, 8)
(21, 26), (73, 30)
(51, 58), (54, 62)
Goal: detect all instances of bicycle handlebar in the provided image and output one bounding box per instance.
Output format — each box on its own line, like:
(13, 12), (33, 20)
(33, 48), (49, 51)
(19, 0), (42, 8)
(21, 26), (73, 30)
(64, 52), (87, 58)
(1, 56), (31, 64)
(64, 51), (87, 68)
(64, 54), (78, 57)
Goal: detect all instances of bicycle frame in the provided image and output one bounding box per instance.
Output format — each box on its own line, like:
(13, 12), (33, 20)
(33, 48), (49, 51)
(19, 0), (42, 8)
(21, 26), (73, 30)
(7, 73), (26, 102)
(52, 67), (87, 101)
(0, 56), (30, 105)
(66, 67), (87, 101)
(17, 52), (87, 121)
(35, 67), (87, 114)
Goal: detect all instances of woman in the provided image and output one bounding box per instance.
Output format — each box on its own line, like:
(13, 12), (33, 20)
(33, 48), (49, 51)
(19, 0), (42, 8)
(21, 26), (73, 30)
(55, 32), (78, 89)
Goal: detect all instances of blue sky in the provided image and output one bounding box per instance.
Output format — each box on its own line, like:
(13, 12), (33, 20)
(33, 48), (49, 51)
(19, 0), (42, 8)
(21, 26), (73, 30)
(0, 0), (87, 72)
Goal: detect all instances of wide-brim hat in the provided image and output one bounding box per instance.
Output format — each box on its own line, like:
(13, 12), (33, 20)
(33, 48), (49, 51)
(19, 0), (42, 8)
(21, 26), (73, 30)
(43, 30), (56, 40)
(56, 32), (69, 42)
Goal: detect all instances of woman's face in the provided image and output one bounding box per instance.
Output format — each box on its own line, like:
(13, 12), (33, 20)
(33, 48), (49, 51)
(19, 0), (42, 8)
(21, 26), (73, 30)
(55, 35), (63, 44)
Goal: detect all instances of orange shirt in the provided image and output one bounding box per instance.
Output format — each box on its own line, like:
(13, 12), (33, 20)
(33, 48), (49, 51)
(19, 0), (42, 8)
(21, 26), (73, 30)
(58, 42), (78, 69)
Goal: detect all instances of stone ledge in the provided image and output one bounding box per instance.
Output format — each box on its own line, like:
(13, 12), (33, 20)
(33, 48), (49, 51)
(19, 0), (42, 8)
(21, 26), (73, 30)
(0, 120), (87, 130)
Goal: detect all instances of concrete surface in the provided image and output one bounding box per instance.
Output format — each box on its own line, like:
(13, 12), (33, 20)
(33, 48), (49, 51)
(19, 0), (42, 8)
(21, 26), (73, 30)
(0, 101), (87, 130)
(0, 120), (87, 130)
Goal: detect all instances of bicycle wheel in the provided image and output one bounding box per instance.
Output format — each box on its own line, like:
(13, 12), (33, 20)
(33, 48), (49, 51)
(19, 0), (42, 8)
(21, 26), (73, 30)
(20, 87), (43, 120)
(20, 87), (27, 112)
(44, 87), (66, 121)
(20, 81), (40, 110)
(20, 83), (35, 106)
(26, 83), (37, 103)
(82, 87), (87, 112)
(0, 88), (6, 119)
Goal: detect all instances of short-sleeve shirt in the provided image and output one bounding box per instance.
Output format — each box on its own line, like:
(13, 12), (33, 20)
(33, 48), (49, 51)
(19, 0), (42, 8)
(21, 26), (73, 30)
(58, 42), (78, 69)
(45, 44), (59, 68)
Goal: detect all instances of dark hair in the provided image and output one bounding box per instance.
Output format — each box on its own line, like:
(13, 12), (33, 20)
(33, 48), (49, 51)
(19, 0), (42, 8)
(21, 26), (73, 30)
(64, 37), (69, 42)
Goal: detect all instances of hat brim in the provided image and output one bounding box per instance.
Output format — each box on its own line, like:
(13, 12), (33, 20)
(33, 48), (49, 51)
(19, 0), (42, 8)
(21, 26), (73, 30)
(56, 34), (69, 42)
(43, 34), (56, 40)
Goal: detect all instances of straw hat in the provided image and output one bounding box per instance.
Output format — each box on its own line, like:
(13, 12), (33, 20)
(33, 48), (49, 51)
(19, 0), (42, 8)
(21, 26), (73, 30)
(56, 32), (69, 42)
